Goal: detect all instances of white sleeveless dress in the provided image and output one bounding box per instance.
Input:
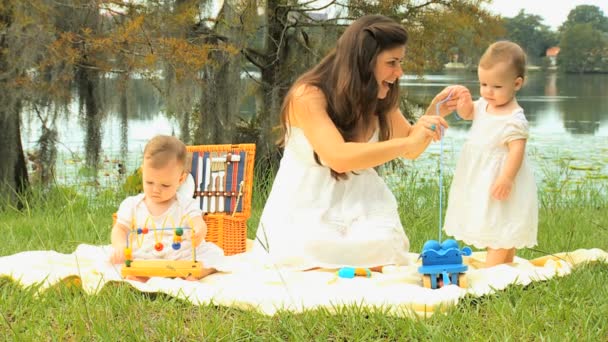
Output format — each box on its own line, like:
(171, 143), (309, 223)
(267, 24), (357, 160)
(443, 98), (538, 249)
(254, 127), (410, 270)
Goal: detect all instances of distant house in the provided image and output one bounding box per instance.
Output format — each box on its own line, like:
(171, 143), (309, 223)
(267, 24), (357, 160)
(546, 46), (560, 67)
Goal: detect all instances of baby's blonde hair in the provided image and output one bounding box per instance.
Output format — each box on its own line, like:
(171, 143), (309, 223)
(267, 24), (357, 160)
(479, 41), (527, 79)
(143, 135), (188, 170)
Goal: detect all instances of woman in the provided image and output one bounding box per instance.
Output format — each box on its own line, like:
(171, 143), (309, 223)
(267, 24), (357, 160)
(254, 14), (469, 270)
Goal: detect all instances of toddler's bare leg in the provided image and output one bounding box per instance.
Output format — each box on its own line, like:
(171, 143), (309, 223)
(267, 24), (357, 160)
(506, 248), (516, 263)
(486, 248), (515, 267)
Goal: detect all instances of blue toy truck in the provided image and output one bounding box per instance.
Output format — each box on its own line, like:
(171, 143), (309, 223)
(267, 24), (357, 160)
(418, 239), (472, 289)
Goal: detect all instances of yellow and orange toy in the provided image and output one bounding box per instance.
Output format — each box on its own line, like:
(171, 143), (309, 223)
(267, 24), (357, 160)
(120, 215), (204, 278)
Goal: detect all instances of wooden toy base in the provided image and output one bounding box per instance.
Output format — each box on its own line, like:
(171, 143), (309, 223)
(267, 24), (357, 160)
(121, 260), (204, 278)
(422, 273), (467, 289)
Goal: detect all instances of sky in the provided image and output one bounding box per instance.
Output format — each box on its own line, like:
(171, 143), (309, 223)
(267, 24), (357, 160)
(483, 0), (608, 30)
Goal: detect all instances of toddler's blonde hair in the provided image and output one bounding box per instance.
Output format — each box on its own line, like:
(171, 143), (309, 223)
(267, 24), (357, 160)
(143, 135), (189, 170)
(479, 41), (527, 79)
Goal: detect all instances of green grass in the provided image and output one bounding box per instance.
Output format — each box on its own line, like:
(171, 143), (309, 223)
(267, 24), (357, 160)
(1, 167), (607, 340)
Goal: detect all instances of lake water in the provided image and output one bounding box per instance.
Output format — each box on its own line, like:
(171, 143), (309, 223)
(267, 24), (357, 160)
(20, 71), (608, 188)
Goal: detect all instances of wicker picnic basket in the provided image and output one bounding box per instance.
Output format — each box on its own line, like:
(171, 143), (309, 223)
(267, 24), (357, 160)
(187, 143), (256, 255)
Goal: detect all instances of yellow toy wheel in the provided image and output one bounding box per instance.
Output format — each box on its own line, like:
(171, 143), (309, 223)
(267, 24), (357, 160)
(422, 275), (432, 288)
(458, 273), (468, 288)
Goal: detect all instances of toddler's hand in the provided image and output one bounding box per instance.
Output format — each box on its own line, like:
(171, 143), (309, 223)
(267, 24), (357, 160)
(110, 246), (126, 264)
(192, 228), (205, 247)
(431, 85), (469, 117)
(456, 89), (473, 119)
(491, 176), (513, 200)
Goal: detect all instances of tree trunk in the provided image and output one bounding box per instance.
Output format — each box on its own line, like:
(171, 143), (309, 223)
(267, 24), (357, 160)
(77, 67), (103, 174)
(197, 56), (241, 144)
(0, 98), (29, 205)
(119, 76), (129, 158)
(195, 2), (242, 145)
(255, 0), (291, 166)
(0, 2), (29, 205)
(37, 111), (58, 185)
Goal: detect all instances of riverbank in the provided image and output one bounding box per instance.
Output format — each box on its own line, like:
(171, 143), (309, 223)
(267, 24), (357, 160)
(444, 62), (543, 71)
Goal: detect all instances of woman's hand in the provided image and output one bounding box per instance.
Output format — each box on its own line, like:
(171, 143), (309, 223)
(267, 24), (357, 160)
(411, 114), (449, 142)
(427, 85), (471, 117)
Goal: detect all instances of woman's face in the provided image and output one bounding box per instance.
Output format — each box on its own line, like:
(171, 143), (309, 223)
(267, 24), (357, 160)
(373, 45), (405, 99)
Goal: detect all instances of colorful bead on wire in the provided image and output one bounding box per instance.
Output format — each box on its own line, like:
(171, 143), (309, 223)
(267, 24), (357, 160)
(123, 214), (197, 267)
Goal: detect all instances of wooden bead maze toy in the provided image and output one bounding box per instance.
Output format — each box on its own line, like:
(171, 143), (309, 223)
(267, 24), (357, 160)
(121, 215), (205, 278)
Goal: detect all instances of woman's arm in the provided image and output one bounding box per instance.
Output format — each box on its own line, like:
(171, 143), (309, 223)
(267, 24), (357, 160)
(291, 85), (447, 172)
(491, 139), (526, 200)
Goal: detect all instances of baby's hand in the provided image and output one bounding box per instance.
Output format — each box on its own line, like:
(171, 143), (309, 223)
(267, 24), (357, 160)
(456, 89), (474, 119)
(110, 246), (126, 264)
(431, 85), (470, 117)
(491, 176), (513, 200)
(191, 228), (205, 247)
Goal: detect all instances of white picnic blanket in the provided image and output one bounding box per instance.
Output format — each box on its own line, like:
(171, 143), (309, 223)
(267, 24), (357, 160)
(0, 244), (606, 317)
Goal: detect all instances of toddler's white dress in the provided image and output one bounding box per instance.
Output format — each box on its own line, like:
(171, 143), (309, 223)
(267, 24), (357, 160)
(254, 127), (410, 270)
(115, 193), (227, 270)
(443, 98), (538, 249)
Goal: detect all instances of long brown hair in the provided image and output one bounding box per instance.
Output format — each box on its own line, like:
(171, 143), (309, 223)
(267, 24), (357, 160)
(279, 15), (408, 179)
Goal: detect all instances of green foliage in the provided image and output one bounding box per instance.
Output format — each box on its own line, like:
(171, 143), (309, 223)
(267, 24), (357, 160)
(502, 10), (559, 65)
(76, 166), (97, 178)
(559, 23), (608, 73)
(558, 5), (608, 73)
(2, 0), (512, 209)
(347, 0), (504, 72)
(122, 167), (142, 195)
(560, 5), (608, 32)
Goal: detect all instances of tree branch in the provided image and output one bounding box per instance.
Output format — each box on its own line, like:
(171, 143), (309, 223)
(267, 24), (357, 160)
(242, 48), (268, 70)
(279, 0), (339, 12)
